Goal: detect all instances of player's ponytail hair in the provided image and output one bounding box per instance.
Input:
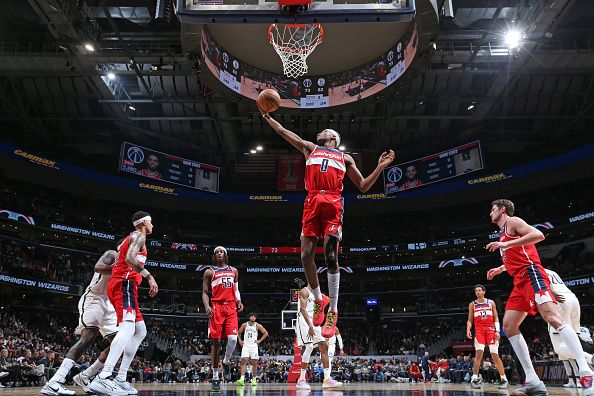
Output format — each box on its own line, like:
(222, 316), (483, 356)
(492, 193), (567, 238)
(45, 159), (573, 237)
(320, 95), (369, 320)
(491, 199), (514, 216)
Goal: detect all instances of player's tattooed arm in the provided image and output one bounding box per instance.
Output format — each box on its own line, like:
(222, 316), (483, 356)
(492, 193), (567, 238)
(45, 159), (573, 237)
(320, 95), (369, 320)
(125, 232), (147, 273)
(94, 250), (117, 275)
(202, 269), (213, 317)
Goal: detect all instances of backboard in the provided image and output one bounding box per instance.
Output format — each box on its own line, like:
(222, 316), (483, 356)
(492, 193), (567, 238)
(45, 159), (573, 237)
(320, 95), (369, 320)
(282, 310), (299, 330)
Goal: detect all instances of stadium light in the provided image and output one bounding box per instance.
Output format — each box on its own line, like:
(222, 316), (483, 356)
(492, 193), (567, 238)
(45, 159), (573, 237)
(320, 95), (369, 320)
(256, 145), (263, 151)
(250, 149), (257, 154)
(107, 72), (116, 80)
(84, 43), (95, 52)
(505, 30), (521, 49)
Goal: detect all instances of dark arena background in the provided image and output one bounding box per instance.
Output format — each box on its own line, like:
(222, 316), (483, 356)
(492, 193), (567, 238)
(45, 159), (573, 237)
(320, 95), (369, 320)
(1, 0), (594, 395)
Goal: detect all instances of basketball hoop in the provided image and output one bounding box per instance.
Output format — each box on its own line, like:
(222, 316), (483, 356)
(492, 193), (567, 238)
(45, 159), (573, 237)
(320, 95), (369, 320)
(268, 23), (324, 79)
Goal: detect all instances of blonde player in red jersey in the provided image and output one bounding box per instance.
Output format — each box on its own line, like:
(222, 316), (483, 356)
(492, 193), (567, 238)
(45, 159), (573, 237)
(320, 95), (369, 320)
(260, 107), (395, 338)
(202, 246), (244, 393)
(89, 211), (158, 396)
(486, 199), (593, 396)
(466, 284), (508, 389)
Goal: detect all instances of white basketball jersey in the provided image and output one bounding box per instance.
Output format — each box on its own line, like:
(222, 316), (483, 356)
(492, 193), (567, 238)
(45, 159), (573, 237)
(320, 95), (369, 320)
(297, 291), (315, 320)
(545, 269), (573, 297)
(244, 322), (258, 346)
(83, 272), (111, 298)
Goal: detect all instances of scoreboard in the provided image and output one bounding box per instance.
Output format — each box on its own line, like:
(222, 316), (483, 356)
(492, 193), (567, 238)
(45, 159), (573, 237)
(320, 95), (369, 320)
(384, 141), (483, 194)
(119, 142), (220, 193)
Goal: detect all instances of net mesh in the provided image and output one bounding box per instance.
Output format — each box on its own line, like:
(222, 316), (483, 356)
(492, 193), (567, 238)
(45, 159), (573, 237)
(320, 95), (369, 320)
(268, 23), (324, 79)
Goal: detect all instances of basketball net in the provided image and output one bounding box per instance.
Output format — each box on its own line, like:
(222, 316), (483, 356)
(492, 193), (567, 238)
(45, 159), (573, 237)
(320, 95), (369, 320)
(268, 23), (324, 78)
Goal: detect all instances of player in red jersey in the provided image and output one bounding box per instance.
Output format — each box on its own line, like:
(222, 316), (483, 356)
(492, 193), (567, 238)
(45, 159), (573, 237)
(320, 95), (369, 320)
(486, 199), (593, 396)
(466, 284), (508, 389)
(202, 246), (244, 393)
(89, 211), (159, 396)
(260, 107), (395, 338)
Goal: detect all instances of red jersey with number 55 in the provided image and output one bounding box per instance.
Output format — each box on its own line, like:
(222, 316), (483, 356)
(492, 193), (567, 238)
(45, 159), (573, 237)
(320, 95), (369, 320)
(499, 224), (542, 277)
(112, 231), (148, 286)
(211, 265), (236, 303)
(305, 146), (346, 193)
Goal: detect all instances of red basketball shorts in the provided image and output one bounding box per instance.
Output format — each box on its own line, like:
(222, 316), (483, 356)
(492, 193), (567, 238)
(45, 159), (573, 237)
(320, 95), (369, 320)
(107, 277), (143, 324)
(301, 193), (344, 240)
(474, 328), (497, 351)
(208, 301), (238, 339)
(506, 264), (556, 316)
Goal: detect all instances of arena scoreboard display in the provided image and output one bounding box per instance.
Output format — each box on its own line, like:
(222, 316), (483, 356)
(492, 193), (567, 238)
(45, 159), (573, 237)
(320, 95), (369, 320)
(119, 142), (220, 193)
(383, 141), (483, 194)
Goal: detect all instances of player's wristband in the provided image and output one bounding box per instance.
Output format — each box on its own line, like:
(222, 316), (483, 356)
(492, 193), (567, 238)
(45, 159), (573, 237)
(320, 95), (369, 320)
(495, 322), (500, 332)
(140, 269), (151, 278)
(500, 265), (506, 272)
(234, 282), (241, 301)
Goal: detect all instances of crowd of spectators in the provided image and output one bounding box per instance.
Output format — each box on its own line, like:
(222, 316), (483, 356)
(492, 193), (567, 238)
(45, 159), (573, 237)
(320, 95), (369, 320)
(2, 174), (594, 246)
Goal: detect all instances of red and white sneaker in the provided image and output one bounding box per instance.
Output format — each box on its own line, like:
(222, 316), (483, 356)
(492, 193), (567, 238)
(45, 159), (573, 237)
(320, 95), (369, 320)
(296, 379), (311, 390)
(322, 378), (343, 389)
(580, 371), (593, 396)
(312, 294), (329, 327)
(321, 310), (338, 338)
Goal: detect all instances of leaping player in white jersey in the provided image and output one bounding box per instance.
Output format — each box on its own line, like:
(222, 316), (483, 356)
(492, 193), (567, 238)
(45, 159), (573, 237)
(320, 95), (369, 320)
(295, 286), (343, 390)
(236, 313), (269, 386)
(41, 245), (121, 396)
(545, 268), (594, 388)
(326, 327), (344, 374)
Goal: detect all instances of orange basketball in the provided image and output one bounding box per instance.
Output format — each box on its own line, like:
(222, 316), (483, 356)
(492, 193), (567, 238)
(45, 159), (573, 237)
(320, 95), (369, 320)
(257, 89), (281, 113)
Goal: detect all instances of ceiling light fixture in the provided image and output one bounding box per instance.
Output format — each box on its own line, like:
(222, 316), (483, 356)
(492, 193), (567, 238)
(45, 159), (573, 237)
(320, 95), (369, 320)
(107, 72), (116, 80)
(84, 43), (95, 52)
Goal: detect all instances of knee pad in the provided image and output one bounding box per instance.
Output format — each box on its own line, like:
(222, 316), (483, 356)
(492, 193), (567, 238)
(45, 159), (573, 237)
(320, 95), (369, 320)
(302, 344), (314, 363)
(227, 335), (238, 348)
(135, 321), (147, 339)
(325, 238), (339, 270)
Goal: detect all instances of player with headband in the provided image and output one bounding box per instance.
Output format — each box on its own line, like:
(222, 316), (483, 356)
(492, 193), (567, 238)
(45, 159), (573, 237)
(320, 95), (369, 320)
(259, 107), (395, 338)
(90, 211), (159, 395)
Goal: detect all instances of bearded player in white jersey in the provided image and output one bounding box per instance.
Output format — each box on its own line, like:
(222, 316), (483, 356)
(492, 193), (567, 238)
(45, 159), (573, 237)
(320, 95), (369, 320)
(41, 246), (120, 395)
(545, 269), (594, 388)
(295, 286), (342, 390)
(236, 313), (268, 386)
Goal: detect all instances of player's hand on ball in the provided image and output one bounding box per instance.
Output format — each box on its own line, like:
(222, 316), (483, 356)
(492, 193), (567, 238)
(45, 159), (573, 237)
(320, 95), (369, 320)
(378, 150), (395, 169)
(236, 301), (244, 313)
(148, 277), (159, 297)
(205, 305), (213, 317)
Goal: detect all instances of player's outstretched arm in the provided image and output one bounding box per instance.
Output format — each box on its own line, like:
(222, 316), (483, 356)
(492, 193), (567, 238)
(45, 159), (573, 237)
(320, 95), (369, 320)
(126, 232), (158, 297)
(202, 269), (213, 317)
(345, 150), (395, 192)
(256, 324), (269, 344)
(259, 109), (315, 155)
(95, 250), (117, 275)
(466, 302), (474, 339)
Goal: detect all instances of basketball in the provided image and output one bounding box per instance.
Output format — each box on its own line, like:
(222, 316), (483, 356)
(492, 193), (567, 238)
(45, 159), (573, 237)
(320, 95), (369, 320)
(257, 89), (281, 113)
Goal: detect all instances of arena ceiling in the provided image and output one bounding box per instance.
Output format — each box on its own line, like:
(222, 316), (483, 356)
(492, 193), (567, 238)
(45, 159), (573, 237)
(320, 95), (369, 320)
(0, 0), (593, 191)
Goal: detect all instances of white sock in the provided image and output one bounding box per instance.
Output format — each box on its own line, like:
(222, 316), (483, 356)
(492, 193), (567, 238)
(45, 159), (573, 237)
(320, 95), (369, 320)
(508, 334), (540, 383)
(240, 375), (244, 380)
(569, 359), (580, 382)
(99, 321), (135, 379)
(562, 360), (576, 385)
(471, 374), (479, 380)
(327, 272), (340, 312)
(324, 368), (331, 379)
(82, 360), (104, 378)
(48, 358), (75, 384)
(299, 369), (306, 381)
(116, 321), (147, 381)
(500, 374), (507, 381)
(309, 286), (323, 301)
(213, 369), (219, 380)
(558, 326), (594, 375)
